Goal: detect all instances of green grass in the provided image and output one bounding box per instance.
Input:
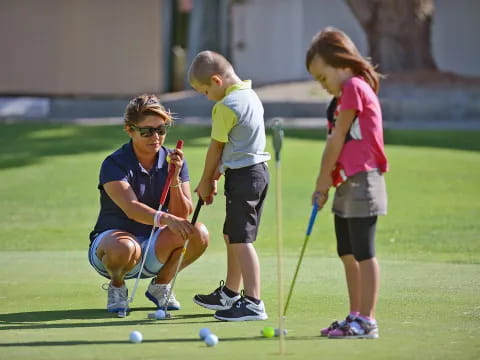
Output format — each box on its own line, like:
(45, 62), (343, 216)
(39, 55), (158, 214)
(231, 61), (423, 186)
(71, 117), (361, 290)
(0, 124), (479, 359)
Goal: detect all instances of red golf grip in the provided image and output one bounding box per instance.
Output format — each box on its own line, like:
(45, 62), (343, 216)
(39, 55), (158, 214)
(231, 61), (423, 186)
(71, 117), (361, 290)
(159, 140), (184, 205)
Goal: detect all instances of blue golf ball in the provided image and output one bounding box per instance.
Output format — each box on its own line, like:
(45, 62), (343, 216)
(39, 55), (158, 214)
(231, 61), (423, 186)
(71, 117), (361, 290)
(199, 327), (211, 340)
(155, 309), (166, 319)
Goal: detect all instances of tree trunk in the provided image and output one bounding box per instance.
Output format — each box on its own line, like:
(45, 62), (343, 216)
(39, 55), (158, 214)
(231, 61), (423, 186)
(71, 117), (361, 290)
(345, 0), (437, 73)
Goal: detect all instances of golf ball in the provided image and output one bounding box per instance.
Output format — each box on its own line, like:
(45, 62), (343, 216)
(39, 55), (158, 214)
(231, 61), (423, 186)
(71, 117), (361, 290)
(204, 333), (219, 347)
(274, 328), (288, 336)
(129, 330), (143, 343)
(199, 327), (211, 340)
(154, 309), (166, 319)
(261, 326), (275, 338)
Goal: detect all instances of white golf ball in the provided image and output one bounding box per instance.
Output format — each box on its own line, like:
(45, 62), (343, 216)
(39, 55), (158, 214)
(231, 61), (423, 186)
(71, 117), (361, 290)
(199, 327), (211, 340)
(129, 330), (143, 343)
(274, 328), (288, 336)
(204, 333), (219, 347)
(155, 309), (166, 319)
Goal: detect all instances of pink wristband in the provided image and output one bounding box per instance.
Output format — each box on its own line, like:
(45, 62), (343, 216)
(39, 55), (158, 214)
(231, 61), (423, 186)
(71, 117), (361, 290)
(154, 211), (163, 227)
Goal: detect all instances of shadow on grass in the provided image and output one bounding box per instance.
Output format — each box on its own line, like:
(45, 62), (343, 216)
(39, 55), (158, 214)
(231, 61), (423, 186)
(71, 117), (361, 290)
(0, 123), (212, 170)
(0, 335), (323, 347)
(1, 123), (478, 170)
(0, 309), (219, 331)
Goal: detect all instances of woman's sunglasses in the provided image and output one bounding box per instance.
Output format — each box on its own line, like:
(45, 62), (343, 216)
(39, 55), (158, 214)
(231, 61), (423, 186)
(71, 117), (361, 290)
(130, 124), (170, 137)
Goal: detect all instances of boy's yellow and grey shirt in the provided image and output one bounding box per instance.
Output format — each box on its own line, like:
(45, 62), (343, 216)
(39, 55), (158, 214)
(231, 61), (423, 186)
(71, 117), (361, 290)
(211, 80), (271, 173)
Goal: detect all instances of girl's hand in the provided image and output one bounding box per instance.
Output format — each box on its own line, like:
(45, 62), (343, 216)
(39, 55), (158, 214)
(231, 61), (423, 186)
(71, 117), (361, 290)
(312, 174), (332, 209)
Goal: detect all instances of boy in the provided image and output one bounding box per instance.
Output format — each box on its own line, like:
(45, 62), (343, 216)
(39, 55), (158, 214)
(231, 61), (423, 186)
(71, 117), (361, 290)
(188, 50), (271, 321)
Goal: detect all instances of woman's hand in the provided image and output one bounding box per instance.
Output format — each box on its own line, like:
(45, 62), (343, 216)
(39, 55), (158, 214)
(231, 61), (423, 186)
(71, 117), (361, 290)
(161, 212), (195, 240)
(168, 148), (184, 177)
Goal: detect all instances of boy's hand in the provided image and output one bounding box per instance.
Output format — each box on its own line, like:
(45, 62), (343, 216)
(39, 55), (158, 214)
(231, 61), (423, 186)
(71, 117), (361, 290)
(195, 179), (217, 205)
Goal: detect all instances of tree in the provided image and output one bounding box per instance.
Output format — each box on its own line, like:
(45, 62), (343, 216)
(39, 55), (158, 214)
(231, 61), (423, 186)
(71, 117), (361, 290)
(345, 0), (437, 73)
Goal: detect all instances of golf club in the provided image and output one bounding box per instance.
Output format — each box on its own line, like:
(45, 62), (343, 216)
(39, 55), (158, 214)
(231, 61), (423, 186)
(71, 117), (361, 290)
(283, 202), (319, 316)
(162, 198), (204, 318)
(272, 118), (286, 354)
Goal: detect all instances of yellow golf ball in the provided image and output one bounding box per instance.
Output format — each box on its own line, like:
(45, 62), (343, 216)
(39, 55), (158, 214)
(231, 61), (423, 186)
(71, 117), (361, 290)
(261, 326), (275, 338)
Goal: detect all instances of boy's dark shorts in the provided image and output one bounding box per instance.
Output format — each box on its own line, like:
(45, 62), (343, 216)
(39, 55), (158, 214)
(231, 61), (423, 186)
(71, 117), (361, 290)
(223, 162), (269, 244)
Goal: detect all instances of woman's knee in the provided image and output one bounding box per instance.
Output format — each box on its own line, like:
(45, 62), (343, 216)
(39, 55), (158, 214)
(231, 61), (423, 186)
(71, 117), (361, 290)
(97, 233), (140, 267)
(192, 222), (209, 250)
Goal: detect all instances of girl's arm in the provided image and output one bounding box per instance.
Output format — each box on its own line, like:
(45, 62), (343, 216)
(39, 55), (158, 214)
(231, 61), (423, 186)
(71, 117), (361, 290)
(314, 109), (357, 208)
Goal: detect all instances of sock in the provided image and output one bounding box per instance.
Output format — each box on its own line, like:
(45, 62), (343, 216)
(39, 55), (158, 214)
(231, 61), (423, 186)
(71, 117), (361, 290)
(350, 311), (360, 317)
(358, 315), (376, 323)
(245, 295), (261, 305)
(222, 286), (239, 297)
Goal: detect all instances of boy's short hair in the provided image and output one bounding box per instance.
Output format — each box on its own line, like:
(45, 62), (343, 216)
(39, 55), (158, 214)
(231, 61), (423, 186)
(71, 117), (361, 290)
(188, 50), (234, 85)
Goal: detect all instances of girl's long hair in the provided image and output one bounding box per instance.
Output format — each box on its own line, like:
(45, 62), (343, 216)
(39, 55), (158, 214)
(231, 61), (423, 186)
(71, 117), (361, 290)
(306, 27), (381, 93)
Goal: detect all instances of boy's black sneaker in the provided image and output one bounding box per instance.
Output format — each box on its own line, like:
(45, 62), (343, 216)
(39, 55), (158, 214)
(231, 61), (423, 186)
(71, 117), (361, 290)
(193, 280), (241, 311)
(214, 296), (268, 321)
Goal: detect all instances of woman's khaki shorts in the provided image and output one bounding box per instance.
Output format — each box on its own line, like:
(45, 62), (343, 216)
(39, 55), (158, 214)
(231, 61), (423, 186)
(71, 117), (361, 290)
(332, 169), (387, 218)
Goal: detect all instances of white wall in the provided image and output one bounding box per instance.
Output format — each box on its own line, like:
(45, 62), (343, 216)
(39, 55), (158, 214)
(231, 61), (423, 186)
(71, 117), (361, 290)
(433, 0), (480, 76)
(231, 0), (367, 84)
(231, 0), (480, 84)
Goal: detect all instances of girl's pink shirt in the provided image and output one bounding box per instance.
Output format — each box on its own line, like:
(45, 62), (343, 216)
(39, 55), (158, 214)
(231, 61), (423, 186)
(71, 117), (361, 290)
(337, 76), (388, 176)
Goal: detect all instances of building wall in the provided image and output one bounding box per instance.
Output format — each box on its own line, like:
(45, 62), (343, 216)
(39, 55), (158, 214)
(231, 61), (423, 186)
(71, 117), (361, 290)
(433, 0), (480, 76)
(231, 0), (480, 85)
(0, 0), (164, 96)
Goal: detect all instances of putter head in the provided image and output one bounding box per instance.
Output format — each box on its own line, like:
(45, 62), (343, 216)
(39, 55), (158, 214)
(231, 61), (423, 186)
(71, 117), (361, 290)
(272, 118), (284, 162)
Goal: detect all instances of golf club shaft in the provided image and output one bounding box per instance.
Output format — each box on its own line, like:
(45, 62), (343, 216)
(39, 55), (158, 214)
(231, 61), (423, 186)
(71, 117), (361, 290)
(283, 203), (318, 316)
(163, 198), (204, 313)
(128, 140), (183, 304)
(272, 118), (286, 354)
(275, 159), (286, 354)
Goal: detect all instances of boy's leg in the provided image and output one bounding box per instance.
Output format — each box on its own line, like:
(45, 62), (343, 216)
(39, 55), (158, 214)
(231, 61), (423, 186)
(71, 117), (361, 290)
(192, 235), (240, 311)
(213, 163), (269, 321)
(224, 234), (242, 293)
(230, 242), (261, 299)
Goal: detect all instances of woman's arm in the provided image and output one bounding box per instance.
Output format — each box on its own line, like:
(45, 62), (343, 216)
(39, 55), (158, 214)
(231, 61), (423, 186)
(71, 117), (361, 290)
(104, 180), (195, 239)
(166, 148), (193, 218)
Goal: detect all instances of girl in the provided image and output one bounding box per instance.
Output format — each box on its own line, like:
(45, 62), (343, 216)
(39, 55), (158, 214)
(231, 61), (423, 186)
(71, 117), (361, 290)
(305, 28), (388, 339)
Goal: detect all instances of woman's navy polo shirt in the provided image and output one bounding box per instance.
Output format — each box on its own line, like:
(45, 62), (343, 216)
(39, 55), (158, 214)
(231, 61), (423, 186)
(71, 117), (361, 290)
(89, 141), (190, 244)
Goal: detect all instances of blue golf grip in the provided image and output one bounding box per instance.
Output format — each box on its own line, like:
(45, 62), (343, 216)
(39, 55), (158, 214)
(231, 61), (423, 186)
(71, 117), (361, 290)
(306, 203), (319, 236)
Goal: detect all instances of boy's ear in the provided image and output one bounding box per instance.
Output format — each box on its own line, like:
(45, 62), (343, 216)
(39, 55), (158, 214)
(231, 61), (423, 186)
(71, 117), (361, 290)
(211, 74), (223, 86)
